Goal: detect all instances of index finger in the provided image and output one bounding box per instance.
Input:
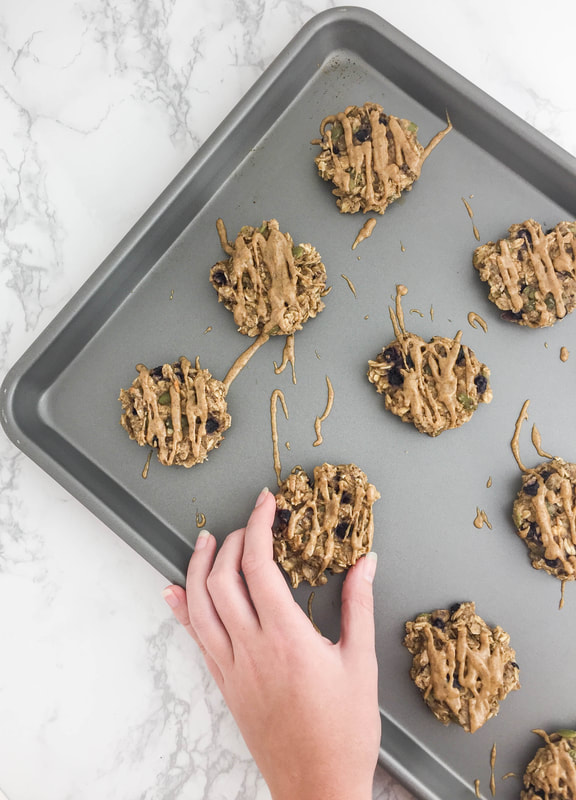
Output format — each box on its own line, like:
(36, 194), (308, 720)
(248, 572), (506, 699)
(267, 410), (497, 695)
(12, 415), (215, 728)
(241, 487), (301, 627)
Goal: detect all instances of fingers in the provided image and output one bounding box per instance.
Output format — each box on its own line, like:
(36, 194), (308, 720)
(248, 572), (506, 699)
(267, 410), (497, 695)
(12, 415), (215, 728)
(241, 487), (302, 628)
(183, 530), (235, 669)
(163, 582), (224, 687)
(339, 552), (378, 659)
(206, 527), (260, 635)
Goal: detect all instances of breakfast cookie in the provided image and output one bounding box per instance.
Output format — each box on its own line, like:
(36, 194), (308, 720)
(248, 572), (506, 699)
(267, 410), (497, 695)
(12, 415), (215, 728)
(119, 356), (231, 467)
(521, 729), (576, 800)
(512, 459), (576, 581)
(272, 463), (380, 588)
(403, 601), (520, 733)
(367, 287), (491, 436)
(210, 218), (327, 337)
(313, 102), (452, 214)
(473, 219), (576, 327)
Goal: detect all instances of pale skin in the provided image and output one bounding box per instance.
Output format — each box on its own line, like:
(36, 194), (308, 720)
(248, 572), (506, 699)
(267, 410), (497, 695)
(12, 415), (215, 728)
(163, 487), (381, 800)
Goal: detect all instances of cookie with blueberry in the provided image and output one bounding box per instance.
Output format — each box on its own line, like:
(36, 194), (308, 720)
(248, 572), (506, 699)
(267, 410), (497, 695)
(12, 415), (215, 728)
(513, 459), (576, 581)
(403, 602), (520, 733)
(119, 356), (231, 467)
(210, 218), (327, 338)
(521, 729), (576, 800)
(473, 219), (576, 327)
(367, 332), (492, 436)
(313, 102), (452, 214)
(272, 463), (380, 588)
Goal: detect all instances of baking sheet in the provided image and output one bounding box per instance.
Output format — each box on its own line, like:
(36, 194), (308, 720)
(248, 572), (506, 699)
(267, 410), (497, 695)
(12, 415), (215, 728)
(2, 7), (576, 799)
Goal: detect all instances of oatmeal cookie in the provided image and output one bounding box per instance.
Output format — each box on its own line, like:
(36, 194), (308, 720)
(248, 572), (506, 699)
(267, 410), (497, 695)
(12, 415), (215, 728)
(367, 332), (492, 436)
(313, 102), (452, 214)
(272, 463), (380, 588)
(521, 729), (576, 800)
(473, 219), (576, 327)
(119, 356), (231, 467)
(403, 602), (520, 733)
(513, 459), (576, 581)
(210, 218), (327, 337)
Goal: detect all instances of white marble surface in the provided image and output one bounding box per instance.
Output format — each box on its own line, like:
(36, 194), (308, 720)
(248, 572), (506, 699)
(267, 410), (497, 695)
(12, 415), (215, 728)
(1, 1), (575, 798)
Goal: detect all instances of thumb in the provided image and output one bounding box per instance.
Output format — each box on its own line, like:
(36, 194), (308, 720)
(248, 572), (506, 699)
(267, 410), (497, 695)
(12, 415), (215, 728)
(339, 552), (377, 657)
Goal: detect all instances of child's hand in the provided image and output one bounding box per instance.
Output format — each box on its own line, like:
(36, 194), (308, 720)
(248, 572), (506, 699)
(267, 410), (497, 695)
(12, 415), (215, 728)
(163, 487), (380, 800)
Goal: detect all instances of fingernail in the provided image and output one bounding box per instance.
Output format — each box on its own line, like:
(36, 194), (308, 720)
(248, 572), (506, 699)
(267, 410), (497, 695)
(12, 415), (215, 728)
(363, 551), (378, 583)
(162, 588), (180, 608)
(255, 487), (269, 507)
(195, 529), (211, 550)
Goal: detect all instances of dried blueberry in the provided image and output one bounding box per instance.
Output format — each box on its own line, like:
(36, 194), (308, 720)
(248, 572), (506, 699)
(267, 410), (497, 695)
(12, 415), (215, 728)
(545, 558), (561, 569)
(449, 603), (462, 615)
(212, 270), (228, 287)
(501, 310), (524, 321)
(150, 366), (164, 380)
(332, 144), (340, 155)
(517, 228), (532, 246)
(274, 508), (291, 529)
(205, 416), (220, 434)
(526, 523), (541, 544)
(354, 127), (371, 143)
(523, 480), (539, 496)
(382, 347), (402, 365)
(540, 470), (552, 482)
(456, 347), (466, 366)
(474, 374), (488, 395)
(388, 366), (404, 386)
(335, 521), (350, 539)
(341, 491), (352, 505)
(432, 618), (445, 630)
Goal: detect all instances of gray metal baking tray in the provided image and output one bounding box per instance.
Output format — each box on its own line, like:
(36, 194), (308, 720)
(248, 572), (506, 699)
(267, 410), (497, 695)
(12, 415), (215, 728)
(2, 6), (576, 799)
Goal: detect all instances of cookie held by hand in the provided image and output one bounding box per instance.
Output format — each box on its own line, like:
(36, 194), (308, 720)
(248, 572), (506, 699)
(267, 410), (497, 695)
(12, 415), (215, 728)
(273, 463), (380, 588)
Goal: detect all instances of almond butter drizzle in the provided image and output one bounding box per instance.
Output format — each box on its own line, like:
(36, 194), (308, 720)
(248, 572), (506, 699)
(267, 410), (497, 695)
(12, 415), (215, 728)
(319, 106), (452, 210)
(474, 779), (481, 798)
(561, 346), (570, 362)
(196, 512), (206, 528)
(352, 217), (377, 250)
(461, 197), (480, 241)
(137, 357), (213, 466)
(467, 312), (488, 333)
(410, 308), (424, 318)
(387, 285), (485, 432)
(511, 399), (531, 472)
(313, 376), (335, 447)
(474, 507), (492, 530)
(494, 220), (575, 321)
(341, 274), (357, 298)
(421, 621), (509, 734)
(270, 389), (289, 486)
(223, 332), (270, 393)
(307, 591), (321, 634)
(560, 579), (567, 610)
(274, 334), (296, 384)
(531, 424), (553, 459)
(490, 743), (497, 796)
(142, 449), (153, 479)
(502, 772), (517, 780)
(203, 326), (212, 334)
(487, 476), (493, 488)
